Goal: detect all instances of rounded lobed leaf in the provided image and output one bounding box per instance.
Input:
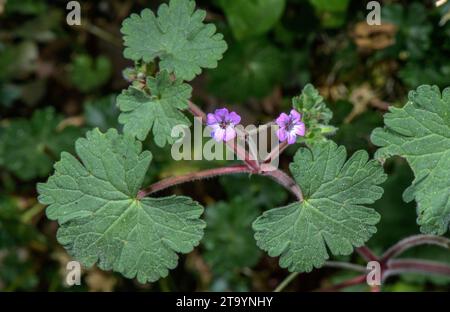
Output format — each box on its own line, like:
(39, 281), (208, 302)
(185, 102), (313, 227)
(371, 85), (450, 235)
(253, 141), (386, 272)
(37, 129), (205, 283)
(121, 0), (227, 81)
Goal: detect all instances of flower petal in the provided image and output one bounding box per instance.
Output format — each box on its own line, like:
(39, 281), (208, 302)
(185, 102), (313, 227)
(276, 113), (290, 127)
(206, 113), (218, 126)
(227, 111), (241, 125)
(212, 127), (226, 142)
(290, 109), (301, 122)
(293, 123), (306, 136)
(287, 132), (297, 145)
(277, 128), (288, 142)
(224, 126), (237, 142)
(214, 108), (229, 122)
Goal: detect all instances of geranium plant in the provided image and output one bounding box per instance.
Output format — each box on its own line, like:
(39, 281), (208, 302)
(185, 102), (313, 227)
(34, 0), (450, 290)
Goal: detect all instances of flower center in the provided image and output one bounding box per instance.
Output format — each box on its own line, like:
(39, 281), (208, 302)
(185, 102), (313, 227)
(285, 119), (295, 132)
(220, 121), (230, 129)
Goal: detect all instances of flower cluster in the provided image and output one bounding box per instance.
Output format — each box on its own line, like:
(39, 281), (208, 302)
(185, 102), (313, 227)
(207, 108), (305, 144)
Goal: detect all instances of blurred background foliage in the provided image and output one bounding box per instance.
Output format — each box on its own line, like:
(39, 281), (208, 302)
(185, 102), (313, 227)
(0, 0), (449, 291)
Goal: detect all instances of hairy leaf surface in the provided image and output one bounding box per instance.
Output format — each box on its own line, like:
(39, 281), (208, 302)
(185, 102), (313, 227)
(37, 129), (205, 283)
(253, 141), (386, 272)
(117, 71), (191, 147)
(121, 0), (227, 81)
(372, 85), (450, 235)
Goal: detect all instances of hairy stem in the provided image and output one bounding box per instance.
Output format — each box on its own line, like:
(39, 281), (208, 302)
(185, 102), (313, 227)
(356, 246), (379, 262)
(383, 259), (450, 281)
(188, 100), (206, 122)
(381, 235), (450, 263)
(324, 261), (367, 273)
(264, 141), (288, 164)
(263, 169), (303, 201)
(137, 164), (251, 199)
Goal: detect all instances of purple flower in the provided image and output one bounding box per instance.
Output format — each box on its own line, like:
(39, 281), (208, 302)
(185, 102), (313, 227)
(207, 108), (241, 142)
(276, 109), (306, 145)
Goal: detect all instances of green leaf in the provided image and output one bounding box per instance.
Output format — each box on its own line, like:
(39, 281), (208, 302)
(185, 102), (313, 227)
(216, 0), (286, 40)
(121, 0), (227, 81)
(309, 0), (349, 11)
(292, 84), (336, 144)
(371, 85), (450, 235)
(399, 61), (450, 89)
(293, 84), (332, 123)
(0, 84), (21, 107)
(0, 108), (81, 180)
(309, 0), (350, 28)
(0, 41), (38, 82)
(0, 250), (39, 291)
(253, 141), (386, 272)
(84, 95), (120, 132)
(378, 3), (432, 60)
(368, 159), (418, 249)
(14, 9), (62, 42)
(37, 129), (205, 283)
(203, 197), (261, 273)
(220, 175), (288, 210)
(0, 196), (45, 248)
(208, 40), (285, 101)
(70, 54), (112, 93)
(5, 0), (47, 15)
(117, 71), (192, 147)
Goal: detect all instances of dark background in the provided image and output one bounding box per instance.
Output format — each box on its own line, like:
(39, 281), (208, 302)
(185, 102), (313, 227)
(0, 0), (449, 291)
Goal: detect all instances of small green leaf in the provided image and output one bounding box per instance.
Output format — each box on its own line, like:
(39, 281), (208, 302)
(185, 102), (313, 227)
(70, 54), (112, 93)
(203, 197), (261, 273)
(121, 0), (227, 81)
(216, 0), (286, 40)
(208, 40), (285, 101)
(371, 85), (450, 235)
(117, 71), (192, 147)
(0, 108), (81, 180)
(37, 129), (205, 283)
(253, 141), (386, 272)
(292, 84), (336, 144)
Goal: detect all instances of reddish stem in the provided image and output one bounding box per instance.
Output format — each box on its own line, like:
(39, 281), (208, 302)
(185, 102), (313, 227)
(264, 141), (288, 164)
(188, 100), (206, 122)
(137, 164), (251, 199)
(182, 101), (450, 292)
(383, 259), (450, 281)
(263, 169), (303, 201)
(380, 235), (450, 263)
(356, 246), (379, 262)
(319, 274), (367, 292)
